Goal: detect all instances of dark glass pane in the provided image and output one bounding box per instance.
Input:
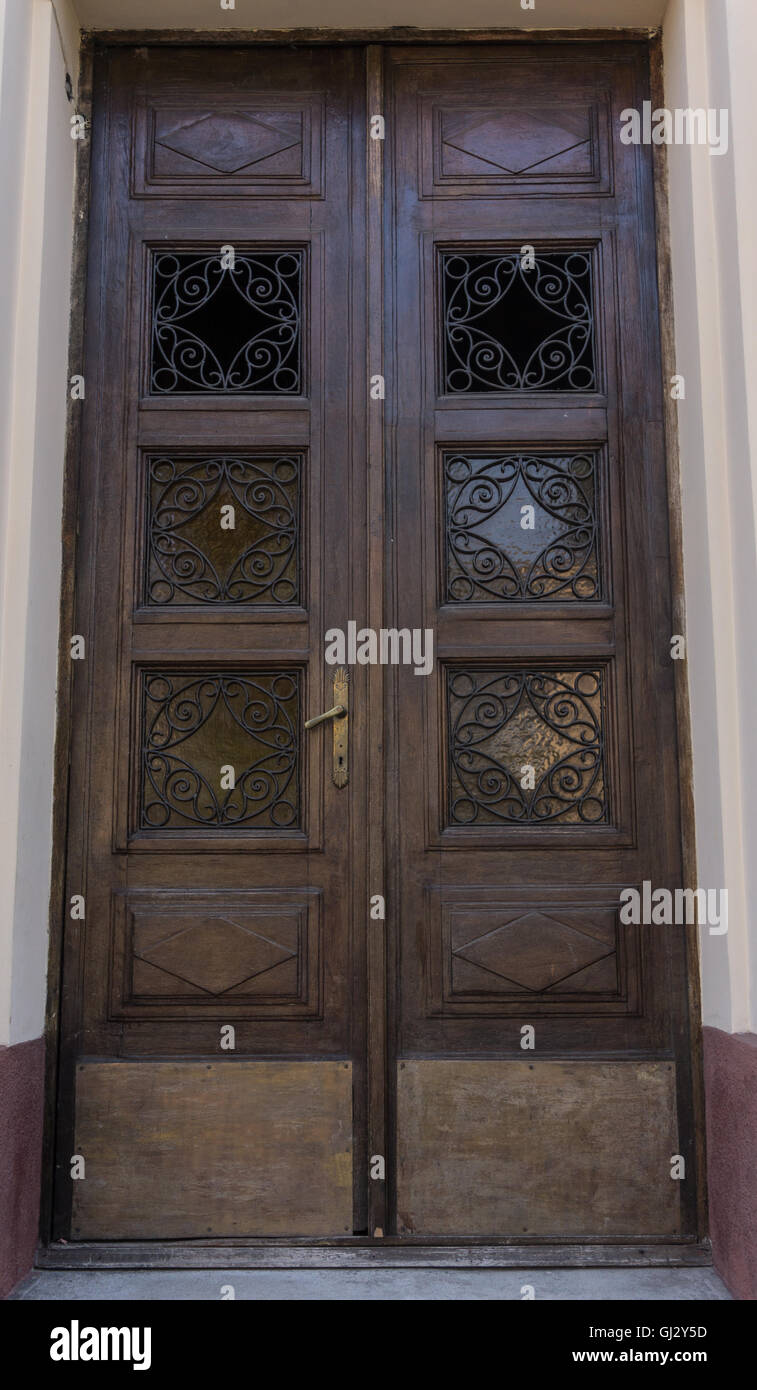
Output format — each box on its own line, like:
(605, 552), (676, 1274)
(150, 250), (303, 394)
(444, 450), (600, 601)
(145, 455), (300, 606)
(447, 667), (607, 826)
(441, 250), (595, 392)
(140, 671), (300, 830)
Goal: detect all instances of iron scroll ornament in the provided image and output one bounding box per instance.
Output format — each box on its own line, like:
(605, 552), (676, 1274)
(140, 672), (300, 830)
(146, 455), (300, 606)
(150, 250), (303, 394)
(441, 250), (596, 392)
(444, 451), (600, 602)
(447, 668), (608, 826)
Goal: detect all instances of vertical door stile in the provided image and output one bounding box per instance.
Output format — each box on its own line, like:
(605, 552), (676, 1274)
(365, 44), (388, 1241)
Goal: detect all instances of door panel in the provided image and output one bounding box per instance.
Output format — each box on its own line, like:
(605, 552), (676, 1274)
(385, 43), (698, 1240)
(56, 45), (367, 1238)
(72, 1061), (352, 1239)
(396, 1060), (679, 1237)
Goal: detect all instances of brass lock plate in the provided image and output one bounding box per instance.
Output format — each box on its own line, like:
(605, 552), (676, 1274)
(333, 667), (348, 788)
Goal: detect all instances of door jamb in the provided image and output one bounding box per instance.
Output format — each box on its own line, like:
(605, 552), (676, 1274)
(649, 32), (707, 1243)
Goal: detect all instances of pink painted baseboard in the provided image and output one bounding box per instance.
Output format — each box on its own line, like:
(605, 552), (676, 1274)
(703, 1027), (757, 1300)
(0, 1037), (45, 1298)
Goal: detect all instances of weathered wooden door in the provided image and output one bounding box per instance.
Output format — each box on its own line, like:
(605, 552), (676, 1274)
(54, 39), (700, 1248)
(385, 43), (700, 1243)
(56, 44), (369, 1239)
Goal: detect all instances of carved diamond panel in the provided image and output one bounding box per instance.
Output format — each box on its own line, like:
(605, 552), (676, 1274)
(155, 109), (303, 176)
(426, 890), (641, 1018)
(446, 667), (608, 826)
(109, 889), (322, 1018)
(135, 96), (324, 197)
(452, 909), (616, 993)
(444, 450), (601, 602)
(422, 95), (611, 198)
(440, 106), (593, 178)
(135, 912), (299, 996)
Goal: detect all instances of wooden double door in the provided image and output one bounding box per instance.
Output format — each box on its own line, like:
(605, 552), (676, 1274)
(54, 39), (701, 1247)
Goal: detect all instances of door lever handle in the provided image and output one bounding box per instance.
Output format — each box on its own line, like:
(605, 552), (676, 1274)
(304, 703), (346, 729)
(305, 667), (349, 787)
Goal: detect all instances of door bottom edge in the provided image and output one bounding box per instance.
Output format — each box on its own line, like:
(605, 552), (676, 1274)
(36, 1241), (713, 1271)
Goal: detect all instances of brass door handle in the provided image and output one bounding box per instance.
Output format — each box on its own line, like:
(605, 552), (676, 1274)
(305, 668), (348, 787)
(304, 704), (346, 729)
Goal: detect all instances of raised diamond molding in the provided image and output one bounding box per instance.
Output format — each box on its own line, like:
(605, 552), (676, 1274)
(157, 111), (301, 174)
(136, 915), (297, 995)
(454, 910), (613, 992)
(441, 107), (591, 175)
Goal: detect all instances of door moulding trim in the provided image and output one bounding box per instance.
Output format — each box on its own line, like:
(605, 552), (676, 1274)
(86, 30), (660, 48)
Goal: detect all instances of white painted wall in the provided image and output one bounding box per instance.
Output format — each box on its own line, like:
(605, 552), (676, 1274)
(0, 0), (754, 1047)
(0, 0), (78, 1045)
(663, 0), (757, 1032)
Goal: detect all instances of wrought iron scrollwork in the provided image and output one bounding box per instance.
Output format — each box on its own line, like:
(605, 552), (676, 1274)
(441, 249), (595, 392)
(140, 671), (300, 830)
(444, 451), (600, 601)
(150, 250), (303, 394)
(447, 668), (607, 826)
(146, 455), (300, 606)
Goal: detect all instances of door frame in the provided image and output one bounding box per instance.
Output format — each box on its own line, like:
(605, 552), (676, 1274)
(40, 27), (707, 1265)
